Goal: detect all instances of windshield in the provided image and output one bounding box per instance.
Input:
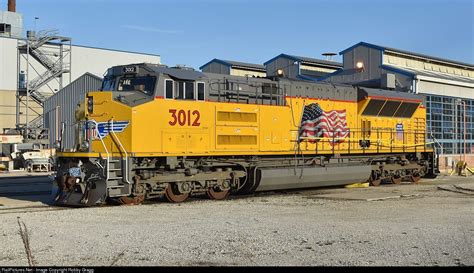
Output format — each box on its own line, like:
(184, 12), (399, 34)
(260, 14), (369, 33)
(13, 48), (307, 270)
(117, 76), (156, 96)
(101, 76), (116, 91)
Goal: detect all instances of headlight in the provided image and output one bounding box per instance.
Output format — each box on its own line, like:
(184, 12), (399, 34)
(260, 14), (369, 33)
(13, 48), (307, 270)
(87, 96), (93, 113)
(80, 140), (90, 150)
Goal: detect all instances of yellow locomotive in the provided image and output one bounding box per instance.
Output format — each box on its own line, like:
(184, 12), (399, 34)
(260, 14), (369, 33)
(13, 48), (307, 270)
(54, 63), (438, 206)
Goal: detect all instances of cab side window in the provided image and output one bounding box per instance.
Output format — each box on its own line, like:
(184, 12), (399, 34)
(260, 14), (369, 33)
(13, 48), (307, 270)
(197, 82), (205, 101)
(185, 82), (194, 100)
(177, 82), (184, 99)
(170, 81), (205, 101)
(165, 79), (174, 99)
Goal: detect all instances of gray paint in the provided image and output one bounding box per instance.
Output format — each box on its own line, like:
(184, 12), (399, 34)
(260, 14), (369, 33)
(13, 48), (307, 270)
(340, 45), (383, 82)
(201, 59), (265, 75)
(202, 62), (231, 75)
(328, 45), (414, 91)
(265, 56), (299, 78)
(256, 164), (372, 191)
(43, 73), (102, 149)
(266, 55), (341, 80)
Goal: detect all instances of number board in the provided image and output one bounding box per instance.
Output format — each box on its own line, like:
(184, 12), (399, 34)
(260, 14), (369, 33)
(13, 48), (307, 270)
(122, 66), (138, 74)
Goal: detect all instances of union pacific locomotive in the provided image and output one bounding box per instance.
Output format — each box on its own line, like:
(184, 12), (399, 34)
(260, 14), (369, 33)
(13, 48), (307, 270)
(53, 63), (438, 206)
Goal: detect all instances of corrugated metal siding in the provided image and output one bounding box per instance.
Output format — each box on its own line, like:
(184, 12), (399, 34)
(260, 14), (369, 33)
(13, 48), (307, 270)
(265, 57), (298, 79)
(43, 73), (102, 149)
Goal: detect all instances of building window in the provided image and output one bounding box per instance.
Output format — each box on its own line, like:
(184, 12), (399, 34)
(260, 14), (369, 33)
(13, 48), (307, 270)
(0, 24), (11, 34)
(197, 82), (205, 101)
(165, 79), (173, 99)
(426, 94), (474, 154)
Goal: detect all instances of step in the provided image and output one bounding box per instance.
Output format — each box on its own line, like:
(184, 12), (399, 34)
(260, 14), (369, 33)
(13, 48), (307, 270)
(107, 186), (125, 189)
(108, 176), (123, 180)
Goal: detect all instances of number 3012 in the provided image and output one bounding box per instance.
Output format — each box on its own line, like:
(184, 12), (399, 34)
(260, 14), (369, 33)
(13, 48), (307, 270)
(168, 109), (201, 126)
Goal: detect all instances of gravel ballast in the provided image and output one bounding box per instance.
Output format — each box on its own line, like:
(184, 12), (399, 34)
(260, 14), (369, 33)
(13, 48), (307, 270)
(0, 181), (472, 266)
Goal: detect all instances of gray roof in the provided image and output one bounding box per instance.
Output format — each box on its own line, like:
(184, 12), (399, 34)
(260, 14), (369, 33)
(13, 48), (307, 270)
(109, 63), (207, 81)
(340, 42), (473, 68)
(287, 54), (342, 67)
(149, 65), (207, 81)
(359, 87), (424, 102)
(264, 53), (342, 68)
(221, 60), (266, 71)
(199, 59), (266, 71)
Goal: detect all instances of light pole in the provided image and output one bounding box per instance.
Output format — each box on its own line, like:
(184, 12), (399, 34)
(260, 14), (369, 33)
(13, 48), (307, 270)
(456, 99), (466, 162)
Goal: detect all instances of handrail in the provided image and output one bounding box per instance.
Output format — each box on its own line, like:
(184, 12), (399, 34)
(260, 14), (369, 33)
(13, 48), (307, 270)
(429, 130), (444, 155)
(108, 119), (130, 184)
(87, 120), (110, 181)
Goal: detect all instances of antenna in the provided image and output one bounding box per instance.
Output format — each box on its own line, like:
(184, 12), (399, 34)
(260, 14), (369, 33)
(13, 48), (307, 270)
(322, 52), (337, 61)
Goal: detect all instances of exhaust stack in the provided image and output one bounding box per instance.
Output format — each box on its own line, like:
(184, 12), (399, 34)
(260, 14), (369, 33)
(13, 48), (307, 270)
(8, 0), (16, 12)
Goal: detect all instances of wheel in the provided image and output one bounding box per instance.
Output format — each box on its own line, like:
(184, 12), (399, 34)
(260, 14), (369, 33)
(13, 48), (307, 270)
(164, 184), (189, 203)
(369, 171), (381, 187)
(410, 173), (421, 184)
(206, 187), (230, 200)
(369, 179), (381, 187)
(391, 175), (402, 184)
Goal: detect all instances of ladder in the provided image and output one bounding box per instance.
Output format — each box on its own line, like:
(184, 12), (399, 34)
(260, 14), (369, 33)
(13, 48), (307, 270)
(91, 119), (131, 188)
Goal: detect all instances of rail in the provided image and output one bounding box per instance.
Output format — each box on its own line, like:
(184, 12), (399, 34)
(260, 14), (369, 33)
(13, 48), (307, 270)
(295, 128), (433, 155)
(208, 79), (285, 106)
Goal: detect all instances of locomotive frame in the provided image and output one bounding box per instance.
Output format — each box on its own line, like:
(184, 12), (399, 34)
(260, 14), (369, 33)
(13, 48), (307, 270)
(53, 63), (439, 206)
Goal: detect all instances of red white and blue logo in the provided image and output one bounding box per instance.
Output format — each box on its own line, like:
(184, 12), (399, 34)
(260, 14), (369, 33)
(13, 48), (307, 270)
(85, 120), (130, 140)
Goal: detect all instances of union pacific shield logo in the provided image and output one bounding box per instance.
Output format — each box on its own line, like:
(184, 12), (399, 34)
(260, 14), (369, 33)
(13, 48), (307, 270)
(85, 120), (130, 140)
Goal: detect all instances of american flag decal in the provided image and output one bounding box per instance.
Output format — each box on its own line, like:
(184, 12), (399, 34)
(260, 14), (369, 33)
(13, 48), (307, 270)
(85, 120), (129, 140)
(299, 103), (349, 145)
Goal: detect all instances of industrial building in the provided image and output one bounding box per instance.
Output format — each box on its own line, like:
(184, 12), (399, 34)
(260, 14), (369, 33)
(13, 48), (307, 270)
(322, 42), (474, 156)
(200, 59), (267, 77)
(201, 55), (342, 80)
(0, 0), (161, 132)
(264, 54), (342, 80)
(43, 73), (103, 150)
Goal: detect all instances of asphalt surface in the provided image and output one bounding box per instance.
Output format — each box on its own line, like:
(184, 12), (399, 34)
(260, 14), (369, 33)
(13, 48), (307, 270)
(0, 173), (472, 266)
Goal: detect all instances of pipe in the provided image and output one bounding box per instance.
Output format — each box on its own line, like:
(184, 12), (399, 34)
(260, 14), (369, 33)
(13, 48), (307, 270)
(462, 101), (466, 162)
(8, 0), (16, 12)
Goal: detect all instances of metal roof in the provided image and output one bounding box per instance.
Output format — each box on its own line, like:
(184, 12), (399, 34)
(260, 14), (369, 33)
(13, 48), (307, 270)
(199, 58), (266, 71)
(382, 65), (474, 85)
(358, 87), (424, 102)
(148, 64), (207, 81)
(340, 42), (473, 69)
(264, 53), (342, 67)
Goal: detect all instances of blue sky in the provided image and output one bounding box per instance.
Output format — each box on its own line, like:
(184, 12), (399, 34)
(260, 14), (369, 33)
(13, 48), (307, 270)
(14, 0), (474, 69)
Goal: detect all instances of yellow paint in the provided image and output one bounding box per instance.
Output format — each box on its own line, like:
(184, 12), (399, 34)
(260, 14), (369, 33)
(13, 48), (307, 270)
(58, 91), (433, 158)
